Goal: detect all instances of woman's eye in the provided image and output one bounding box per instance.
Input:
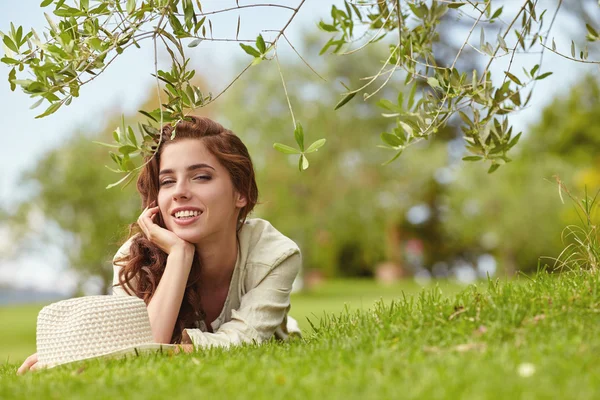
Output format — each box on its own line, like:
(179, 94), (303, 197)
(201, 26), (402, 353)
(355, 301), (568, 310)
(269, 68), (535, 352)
(160, 180), (175, 186)
(194, 175), (211, 181)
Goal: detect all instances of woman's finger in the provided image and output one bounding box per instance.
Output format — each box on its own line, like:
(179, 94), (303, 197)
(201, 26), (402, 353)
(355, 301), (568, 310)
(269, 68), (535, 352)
(138, 207), (161, 241)
(145, 207), (160, 223)
(17, 354), (37, 375)
(138, 206), (157, 237)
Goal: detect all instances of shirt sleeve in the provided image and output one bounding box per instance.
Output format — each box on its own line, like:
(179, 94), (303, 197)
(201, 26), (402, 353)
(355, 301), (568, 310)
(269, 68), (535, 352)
(181, 251), (301, 349)
(111, 237), (138, 296)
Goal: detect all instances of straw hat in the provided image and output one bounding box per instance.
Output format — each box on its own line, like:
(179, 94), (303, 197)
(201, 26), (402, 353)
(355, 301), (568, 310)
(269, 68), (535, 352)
(36, 295), (177, 369)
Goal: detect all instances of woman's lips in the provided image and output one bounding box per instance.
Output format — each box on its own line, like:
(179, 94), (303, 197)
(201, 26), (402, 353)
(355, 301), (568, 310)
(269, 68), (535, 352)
(173, 213), (202, 226)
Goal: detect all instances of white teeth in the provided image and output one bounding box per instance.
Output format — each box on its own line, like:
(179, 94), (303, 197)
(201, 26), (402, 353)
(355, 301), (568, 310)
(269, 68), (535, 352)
(174, 210), (201, 219)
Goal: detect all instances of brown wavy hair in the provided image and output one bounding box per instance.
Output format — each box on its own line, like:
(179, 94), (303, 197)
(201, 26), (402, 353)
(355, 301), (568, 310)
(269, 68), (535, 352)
(114, 116), (259, 343)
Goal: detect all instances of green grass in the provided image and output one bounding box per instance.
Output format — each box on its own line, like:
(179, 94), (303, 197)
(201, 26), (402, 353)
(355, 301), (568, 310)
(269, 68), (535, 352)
(0, 279), (462, 363)
(1, 272), (598, 399)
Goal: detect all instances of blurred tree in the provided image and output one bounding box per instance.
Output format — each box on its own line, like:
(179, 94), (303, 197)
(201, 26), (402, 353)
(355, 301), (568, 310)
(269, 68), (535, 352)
(219, 34), (455, 277)
(444, 75), (600, 275)
(9, 129), (140, 294)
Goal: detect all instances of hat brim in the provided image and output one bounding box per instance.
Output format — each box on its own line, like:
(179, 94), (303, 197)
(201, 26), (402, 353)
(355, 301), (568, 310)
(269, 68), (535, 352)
(39, 343), (180, 369)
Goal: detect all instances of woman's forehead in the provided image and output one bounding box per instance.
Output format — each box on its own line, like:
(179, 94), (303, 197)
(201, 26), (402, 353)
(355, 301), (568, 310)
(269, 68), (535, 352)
(160, 139), (218, 169)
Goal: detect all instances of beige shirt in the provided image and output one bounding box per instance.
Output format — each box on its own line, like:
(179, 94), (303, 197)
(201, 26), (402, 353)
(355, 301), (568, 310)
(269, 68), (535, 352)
(112, 218), (302, 349)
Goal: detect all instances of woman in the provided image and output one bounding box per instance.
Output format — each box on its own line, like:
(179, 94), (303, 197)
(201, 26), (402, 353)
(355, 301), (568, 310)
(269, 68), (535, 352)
(18, 116), (302, 374)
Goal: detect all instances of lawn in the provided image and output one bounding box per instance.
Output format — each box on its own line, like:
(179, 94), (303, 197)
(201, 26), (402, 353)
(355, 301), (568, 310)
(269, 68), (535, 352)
(0, 278), (462, 363)
(1, 272), (598, 399)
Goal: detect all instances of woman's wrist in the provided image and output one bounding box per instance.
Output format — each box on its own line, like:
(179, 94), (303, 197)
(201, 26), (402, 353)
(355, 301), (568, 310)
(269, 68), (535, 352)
(170, 241), (195, 259)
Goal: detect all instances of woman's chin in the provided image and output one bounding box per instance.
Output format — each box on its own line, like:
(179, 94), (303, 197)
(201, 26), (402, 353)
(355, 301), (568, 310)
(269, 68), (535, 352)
(172, 229), (204, 244)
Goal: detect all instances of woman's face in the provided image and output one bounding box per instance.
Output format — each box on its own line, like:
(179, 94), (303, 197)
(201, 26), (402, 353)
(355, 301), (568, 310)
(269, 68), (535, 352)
(156, 138), (247, 244)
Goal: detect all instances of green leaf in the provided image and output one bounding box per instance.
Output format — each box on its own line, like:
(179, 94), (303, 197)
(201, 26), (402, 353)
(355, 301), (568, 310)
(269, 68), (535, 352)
(273, 143), (301, 155)
(507, 132), (522, 149)
(305, 138), (326, 153)
(127, 126), (137, 146)
(535, 72), (553, 81)
(188, 38), (202, 48)
(382, 149), (403, 166)
(427, 77), (441, 89)
(29, 98), (44, 110)
(490, 6), (503, 19)
(8, 68), (16, 91)
(497, 34), (507, 51)
(530, 64), (540, 77)
(318, 21), (337, 32)
(35, 102), (61, 119)
(504, 71), (522, 86)
(462, 156), (483, 162)
(380, 132), (403, 147)
(239, 43), (260, 58)
(377, 99), (399, 112)
(119, 145), (137, 155)
(2, 36), (18, 53)
(183, 0), (194, 28)
(80, 0), (89, 11)
(458, 111), (474, 128)
(334, 92), (356, 110)
(138, 109), (158, 122)
(294, 123), (304, 152)
(448, 2), (466, 9)
(256, 34), (266, 54)
(126, 0), (136, 15)
(40, 0), (54, 6)
(1, 56), (19, 65)
(571, 40), (575, 57)
(407, 82), (417, 109)
(298, 154), (309, 171)
(141, 123), (160, 136)
(586, 24), (598, 38)
(488, 163), (500, 174)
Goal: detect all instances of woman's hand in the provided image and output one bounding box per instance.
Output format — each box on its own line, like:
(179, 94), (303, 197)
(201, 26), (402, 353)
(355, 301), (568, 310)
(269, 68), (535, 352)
(17, 353), (39, 375)
(138, 202), (194, 255)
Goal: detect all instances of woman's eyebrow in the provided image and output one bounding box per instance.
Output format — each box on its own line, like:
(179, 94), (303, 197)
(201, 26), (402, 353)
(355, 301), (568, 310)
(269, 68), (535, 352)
(159, 163), (215, 175)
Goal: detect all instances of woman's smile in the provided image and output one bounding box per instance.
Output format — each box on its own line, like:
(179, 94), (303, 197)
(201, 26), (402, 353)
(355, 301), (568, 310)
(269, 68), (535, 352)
(172, 212), (202, 226)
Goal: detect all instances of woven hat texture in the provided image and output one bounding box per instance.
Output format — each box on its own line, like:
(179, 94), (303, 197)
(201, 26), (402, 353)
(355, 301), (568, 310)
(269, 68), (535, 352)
(36, 295), (175, 368)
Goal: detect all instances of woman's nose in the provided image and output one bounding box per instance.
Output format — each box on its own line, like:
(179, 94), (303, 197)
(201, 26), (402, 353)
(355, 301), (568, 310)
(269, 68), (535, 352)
(172, 180), (190, 200)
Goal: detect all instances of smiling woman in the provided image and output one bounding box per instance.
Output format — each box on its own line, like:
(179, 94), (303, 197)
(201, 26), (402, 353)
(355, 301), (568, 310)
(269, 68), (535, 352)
(105, 117), (304, 352)
(106, 116), (302, 347)
(17, 117), (302, 373)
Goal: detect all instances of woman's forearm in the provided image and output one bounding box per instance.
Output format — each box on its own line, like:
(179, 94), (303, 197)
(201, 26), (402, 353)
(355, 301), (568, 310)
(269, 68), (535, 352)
(146, 245), (195, 343)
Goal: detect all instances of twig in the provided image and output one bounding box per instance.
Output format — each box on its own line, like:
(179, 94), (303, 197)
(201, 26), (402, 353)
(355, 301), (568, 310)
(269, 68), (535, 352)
(275, 44), (296, 128)
(175, 3), (295, 18)
(480, 0), (530, 83)
(282, 33), (326, 82)
(539, 42), (599, 64)
(530, 0), (562, 96)
(500, 1), (538, 88)
(340, 0), (398, 56)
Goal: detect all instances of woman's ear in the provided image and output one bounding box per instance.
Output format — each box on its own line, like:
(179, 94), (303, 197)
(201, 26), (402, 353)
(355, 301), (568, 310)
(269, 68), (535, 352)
(235, 193), (247, 209)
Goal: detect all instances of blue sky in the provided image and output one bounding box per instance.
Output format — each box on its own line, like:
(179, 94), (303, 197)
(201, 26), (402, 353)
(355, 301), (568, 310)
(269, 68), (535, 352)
(0, 0), (596, 294)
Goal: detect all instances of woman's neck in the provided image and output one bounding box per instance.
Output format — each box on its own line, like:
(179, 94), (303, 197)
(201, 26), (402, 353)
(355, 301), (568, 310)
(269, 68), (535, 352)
(194, 226), (239, 289)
